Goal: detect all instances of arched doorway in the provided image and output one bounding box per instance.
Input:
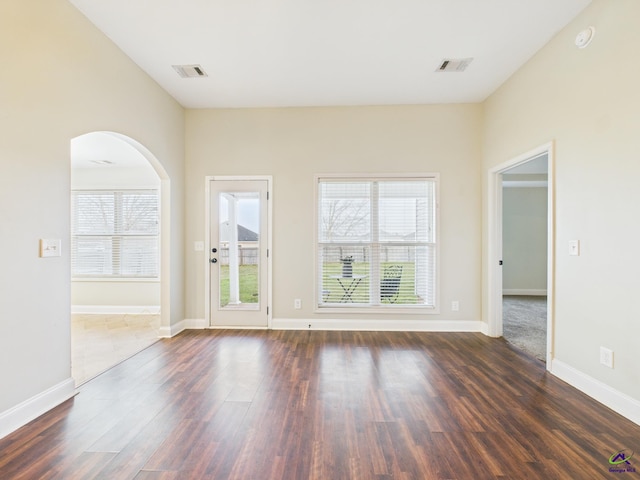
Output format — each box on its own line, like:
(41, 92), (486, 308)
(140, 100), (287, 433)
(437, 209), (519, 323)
(70, 132), (170, 384)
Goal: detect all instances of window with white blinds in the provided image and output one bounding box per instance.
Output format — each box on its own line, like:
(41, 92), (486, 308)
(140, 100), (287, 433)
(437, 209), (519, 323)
(71, 190), (159, 278)
(317, 176), (437, 308)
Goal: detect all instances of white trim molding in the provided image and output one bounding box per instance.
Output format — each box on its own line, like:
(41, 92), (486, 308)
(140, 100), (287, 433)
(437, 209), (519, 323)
(479, 321), (490, 336)
(71, 305), (161, 315)
(158, 318), (207, 338)
(551, 359), (640, 427)
(271, 318), (482, 332)
(185, 318), (208, 330)
(0, 378), (76, 440)
(502, 289), (547, 296)
(502, 180), (548, 188)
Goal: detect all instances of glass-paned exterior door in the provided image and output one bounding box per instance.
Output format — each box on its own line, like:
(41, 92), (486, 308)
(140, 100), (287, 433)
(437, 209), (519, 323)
(209, 179), (269, 327)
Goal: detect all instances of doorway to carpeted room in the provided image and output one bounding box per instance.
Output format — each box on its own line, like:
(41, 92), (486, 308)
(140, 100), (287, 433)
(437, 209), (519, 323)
(502, 295), (546, 361)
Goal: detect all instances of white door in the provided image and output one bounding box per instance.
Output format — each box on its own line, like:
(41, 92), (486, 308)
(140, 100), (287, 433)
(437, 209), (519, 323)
(209, 178), (269, 328)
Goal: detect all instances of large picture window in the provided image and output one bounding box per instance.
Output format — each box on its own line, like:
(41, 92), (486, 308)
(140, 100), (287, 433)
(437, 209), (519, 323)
(317, 176), (437, 309)
(71, 190), (159, 278)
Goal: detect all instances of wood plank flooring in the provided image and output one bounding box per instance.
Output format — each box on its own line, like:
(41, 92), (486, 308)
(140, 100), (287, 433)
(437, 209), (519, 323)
(1, 330), (639, 479)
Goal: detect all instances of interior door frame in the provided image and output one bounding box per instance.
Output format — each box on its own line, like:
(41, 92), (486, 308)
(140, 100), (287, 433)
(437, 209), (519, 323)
(204, 175), (273, 329)
(487, 142), (555, 367)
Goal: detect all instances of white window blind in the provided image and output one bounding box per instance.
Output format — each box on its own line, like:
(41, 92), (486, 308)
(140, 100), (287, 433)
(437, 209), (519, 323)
(71, 190), (159, 278)
(317, 177), (437, 308)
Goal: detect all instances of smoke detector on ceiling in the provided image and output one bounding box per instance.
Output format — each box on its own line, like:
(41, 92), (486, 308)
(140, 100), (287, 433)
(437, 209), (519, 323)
(172, 64), (208, 78)
(575, 26), (595, 49)
(436, 58), (473, 72)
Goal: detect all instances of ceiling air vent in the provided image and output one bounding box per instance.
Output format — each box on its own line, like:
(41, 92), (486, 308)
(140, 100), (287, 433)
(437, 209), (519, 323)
(436, 58), (473, 72)
(172, 64), (208, 78)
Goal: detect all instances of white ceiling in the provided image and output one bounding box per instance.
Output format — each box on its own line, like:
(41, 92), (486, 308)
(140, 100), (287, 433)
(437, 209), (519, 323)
(68, 0), (591, 109)
(71, 132), (153, 169)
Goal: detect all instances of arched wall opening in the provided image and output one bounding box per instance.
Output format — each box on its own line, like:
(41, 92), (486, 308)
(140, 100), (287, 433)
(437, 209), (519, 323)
(70, 131), (171, 383)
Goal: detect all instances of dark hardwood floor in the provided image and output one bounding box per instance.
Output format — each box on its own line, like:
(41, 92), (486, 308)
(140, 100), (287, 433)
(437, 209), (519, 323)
(1, 330), (638, 479)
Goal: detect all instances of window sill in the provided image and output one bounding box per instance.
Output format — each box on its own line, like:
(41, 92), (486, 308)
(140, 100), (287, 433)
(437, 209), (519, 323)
(71, 277), (160, 283)
(314, 305), (439, 315)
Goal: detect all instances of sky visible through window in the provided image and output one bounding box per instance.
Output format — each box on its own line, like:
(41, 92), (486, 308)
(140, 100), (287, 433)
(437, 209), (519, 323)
(219, 196), (260, 234)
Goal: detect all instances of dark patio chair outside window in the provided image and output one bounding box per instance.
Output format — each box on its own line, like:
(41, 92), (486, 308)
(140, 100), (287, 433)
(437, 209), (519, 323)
(380, 265), (403, 303)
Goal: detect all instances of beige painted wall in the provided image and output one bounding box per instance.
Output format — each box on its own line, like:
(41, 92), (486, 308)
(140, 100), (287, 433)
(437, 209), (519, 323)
(483, 0), (640, 400)
(71, 281), (160, 310)
(185, 105), (482, 324)
(0, 0), (184, 415)
(502, 186), (548, 293)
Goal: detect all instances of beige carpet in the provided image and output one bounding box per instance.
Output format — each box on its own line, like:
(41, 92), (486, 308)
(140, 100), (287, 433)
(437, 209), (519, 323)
(71, 313), (160, 385)
(503, 295), (547, 362)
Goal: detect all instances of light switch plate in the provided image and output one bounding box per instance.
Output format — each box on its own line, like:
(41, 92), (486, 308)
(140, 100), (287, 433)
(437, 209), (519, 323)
(40, 239), (61, 257)
(569, 240), (580, 256)
(194, 241), (204, 251)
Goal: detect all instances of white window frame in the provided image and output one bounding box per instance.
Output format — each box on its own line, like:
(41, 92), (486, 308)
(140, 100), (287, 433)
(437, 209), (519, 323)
(71, 189), (160, 280)
(314, 173), (440, 314)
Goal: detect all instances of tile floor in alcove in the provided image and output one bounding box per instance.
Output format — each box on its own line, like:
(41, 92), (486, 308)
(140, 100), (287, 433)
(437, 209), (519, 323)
(71, 313), (160, 385)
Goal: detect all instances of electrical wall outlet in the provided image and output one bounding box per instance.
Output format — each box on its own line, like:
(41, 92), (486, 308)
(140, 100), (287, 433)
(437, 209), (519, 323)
(451, 301), (459, 312)
(600, 347), (614, 368)
(294, 299), (302, 309)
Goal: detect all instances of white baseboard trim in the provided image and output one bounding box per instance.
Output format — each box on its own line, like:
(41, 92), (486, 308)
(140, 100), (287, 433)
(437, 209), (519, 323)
(175, 318), (482, 333)
(0, 378), (76, 440)
(159, 320), (185, 338)
(158, 325), (179, 338)
(184, 318), (207, 330)
(479, 321), (490, 336)
(502, 289), (547, 296)
(158, 319), (207, 338)
(271, 318), (483, 332)
(71, 305), (161, 315)
(551, 359), (640, 427)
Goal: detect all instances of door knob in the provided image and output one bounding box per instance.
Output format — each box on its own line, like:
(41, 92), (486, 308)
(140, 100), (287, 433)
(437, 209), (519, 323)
(210, 258), (217, 263)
